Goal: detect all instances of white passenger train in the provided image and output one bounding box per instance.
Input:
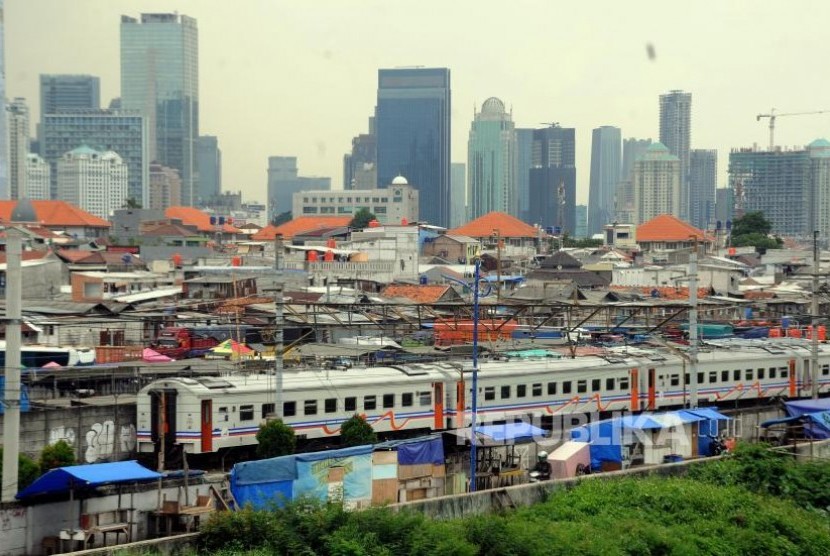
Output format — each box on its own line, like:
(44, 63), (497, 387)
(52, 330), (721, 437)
(136, 339), (830, 456)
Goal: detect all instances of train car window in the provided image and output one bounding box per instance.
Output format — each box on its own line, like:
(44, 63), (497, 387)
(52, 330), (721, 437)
(697, 372), (704, 384)
(733, 370), (741, 381)
(240, 405), (254, 421)
(563, 381), (572, 394)
(684, 374), (689, 386)
(758, 368), (765, 380)
(547, 382), (557, 395)
(402, 393), (413, 407)
(577, 380), (587, 394)
(770, 368), (777, 379)
(745, 369), (754, 381)
(668, 375), (677, 387)
(592, 379), (601, 392)
(780, 367), (788, 378)
(484, 387), (495, 401)
(532, 383), (542, 397)
(219, 407), (228, 421)
(262, 403), (275, 419)
(606, 378), (615, 391)
(383, 393), (395, 408)
(345, 397), (356, 411)
(517, 385), (527, 398)
(325, 398), (337, 413)
(721, 371), (729, 383)
(283, 401), (296, 417)
(364, 396), (377, 410)
(501, 385), (511, 399)
(304, 400), (317, 415)
(419, 392), (432, 406)
(709, 371), (717, 384)
(619, 377), (629, 390)
(823, 365), (830, 376)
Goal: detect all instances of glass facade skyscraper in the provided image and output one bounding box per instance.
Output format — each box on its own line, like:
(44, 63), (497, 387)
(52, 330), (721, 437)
(121, 13), (198, 205)
(467, 97), (517, 219)
(588, 126), (621, 235)
(659, 90), (692, 219)
(689, 149), (717, 229)
(527, 126), (576, 234)
(39, 75), (100, 115)
(195, 135), (221, 204)
(376, 67), (451, 227)
(515, 128), (534, 223)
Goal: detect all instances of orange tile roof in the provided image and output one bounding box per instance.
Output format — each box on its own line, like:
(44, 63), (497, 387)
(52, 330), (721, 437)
(252, 216), (352, 240)
(448, 212), (540, 239)
(165, 207), (241, 234)
(0, 250), (53, 264)
(636, 214), (713, 242)
(381, 284), (452, 303)
(610, 285), (711, 300)
(0, 200), (110, 228)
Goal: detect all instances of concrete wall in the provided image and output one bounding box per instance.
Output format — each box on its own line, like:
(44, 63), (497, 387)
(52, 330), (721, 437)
(0, 403), (136, 464)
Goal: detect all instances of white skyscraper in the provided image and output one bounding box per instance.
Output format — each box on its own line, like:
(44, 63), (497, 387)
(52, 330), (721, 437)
(659, 90), (692, 219)
(57, 146), (128, 219)
(25, 154), (51, 200)
(7, 98), (29, 200)
(632, 142), (681, 225)
(467, 97), (517, 219)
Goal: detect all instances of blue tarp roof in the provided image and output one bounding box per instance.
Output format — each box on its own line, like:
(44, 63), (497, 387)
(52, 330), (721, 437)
(16, 460), (160, 499)
(786, 398), (830, 415)
(476, 422), (546, 442)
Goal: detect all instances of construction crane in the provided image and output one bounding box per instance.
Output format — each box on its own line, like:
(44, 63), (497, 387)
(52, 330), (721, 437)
(756, 109), (829, 150)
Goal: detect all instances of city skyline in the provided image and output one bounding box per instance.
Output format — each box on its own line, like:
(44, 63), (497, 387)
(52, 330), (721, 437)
(7, 1), (830, 208)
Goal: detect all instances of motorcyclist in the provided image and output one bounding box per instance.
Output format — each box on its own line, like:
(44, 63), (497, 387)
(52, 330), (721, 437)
(532, 451), (552, 481)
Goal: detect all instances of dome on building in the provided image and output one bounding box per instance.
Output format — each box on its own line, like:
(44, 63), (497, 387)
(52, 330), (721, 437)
(391, 175), (409, 185)
(481, 97), (506, 115)
(11, 198), (37, 223)
(808, 138), (830, 158)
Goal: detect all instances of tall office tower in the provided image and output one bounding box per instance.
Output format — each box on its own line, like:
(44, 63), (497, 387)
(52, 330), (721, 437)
(622, 138), (651, 182)
(450, 162), (466, 228)
(515, 128), (534, 223)
(343, 117), (376, 190)
(659, 90), (692, 219)
(808, 140), (830, 240)
(588, 126), (621, 235)
(148, 162), (182, 210)
(574, 204), (588, 238)
(121, 13), (198, 205)
(195, 135), (221, 205)
(0, 0), (7, 199)
(467, 98), (517, 219)
(38, 74), (100, 146)
(376, 67), (451, 227)
(527, 125), (576, 234)
(24, 154), (50, 200)
(728, 147), (810, 237)
(7, 98), (30, 200)
(267, 156), (330, 221)
(714, 187), (734, 227)
(632, 142), (680, 225)
(57, 146), (129, 219)
(689, 149), (717, 229)
(42, 110), (148, 204)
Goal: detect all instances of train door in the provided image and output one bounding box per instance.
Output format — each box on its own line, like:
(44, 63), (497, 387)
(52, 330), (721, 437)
(433, 383), (444, 430)
(647, 368), (656, 410)
(630, 368), (640, 412)
(201, 399), (213, 453)
(455, 381), (466, 428)
(150, 389), (177, 468)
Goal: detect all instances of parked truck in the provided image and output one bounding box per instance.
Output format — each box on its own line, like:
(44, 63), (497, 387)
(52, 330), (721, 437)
(152, 326), (257, 359)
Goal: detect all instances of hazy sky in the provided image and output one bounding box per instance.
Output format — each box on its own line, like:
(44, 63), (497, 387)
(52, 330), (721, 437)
(7, 1), (830, 206)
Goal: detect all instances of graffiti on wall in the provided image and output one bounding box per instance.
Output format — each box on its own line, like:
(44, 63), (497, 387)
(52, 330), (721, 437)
(84, 421), (137, 463)
(49, 425), (77, 447)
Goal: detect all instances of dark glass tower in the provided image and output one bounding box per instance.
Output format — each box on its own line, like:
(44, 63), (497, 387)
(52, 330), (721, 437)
(376, 68), (451, 227)
(527, 126), (576, 234)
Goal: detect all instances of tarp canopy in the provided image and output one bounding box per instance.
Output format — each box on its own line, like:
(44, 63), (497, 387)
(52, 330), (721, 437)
(142, 347), (173, 362)
(476, 422), (546, 443)
(397, 437), (444, 465)
(211, 339), (253, 355)
(17, 461), (160, 499)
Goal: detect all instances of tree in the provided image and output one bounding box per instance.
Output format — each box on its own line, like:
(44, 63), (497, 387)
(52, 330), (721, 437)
(271, 211), (292, 227)
(39, 440), (76, 473)
(350, 208), (377, 230)
(256, 419), (296, 459)
(731, 211), (773, 237)
(340, 414), (377, 447)
(0, 447), (41, 491)
(122, 198), (142, 209)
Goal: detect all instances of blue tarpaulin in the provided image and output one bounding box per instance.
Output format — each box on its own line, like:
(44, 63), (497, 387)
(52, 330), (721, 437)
(397, 437), (444, 465)
(0, 377), (29, 414)
(231, 454), (298, 509)
(16, 461), (160, 499)
(475, 422), (546, 443)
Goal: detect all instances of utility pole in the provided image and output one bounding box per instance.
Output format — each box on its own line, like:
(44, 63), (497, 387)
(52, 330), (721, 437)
(812, 230), (820, 400)
(1, 223), (22, 501)
(688, 236), (699, 408)
(273, 234), (285, 417)
(492, 229), (501, 303)
(469, 253), (481, 492)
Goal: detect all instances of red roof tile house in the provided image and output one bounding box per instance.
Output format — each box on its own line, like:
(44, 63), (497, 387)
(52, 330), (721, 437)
(381, 284), (462, 304)
(447, 212), (543, 258)
(0, 200), (110, 239)
(636, 214), (714, 256)
(252, 216), (352, 241)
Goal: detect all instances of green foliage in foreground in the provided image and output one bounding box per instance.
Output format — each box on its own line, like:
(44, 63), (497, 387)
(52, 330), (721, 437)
(0, 447), (40, 491)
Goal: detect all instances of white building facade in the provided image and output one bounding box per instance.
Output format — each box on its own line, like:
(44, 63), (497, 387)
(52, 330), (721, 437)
(24, 153), (51, 200)
(293, 177), (419, 225)
(57, 146), (129, 219)
(632, 142), (681, 225)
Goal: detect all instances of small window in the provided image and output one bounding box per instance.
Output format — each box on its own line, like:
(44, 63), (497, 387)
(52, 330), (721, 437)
(577, 380), (587, 394)
(547, 382), (557, 395)
(733, 369), (741, 381)
(770, 367), (777, 379)
(606, 378), (615, 391)
(345, 397), (356, 412)
(283, 401), (296, 417)
(484, 387), (495, 401)
(563, 381), (572, 394)
(670, 375), (680, 387)
(325, 398), (337, 413)
(745, 369), (754, 381)
(532, 383), (542, 397)
(619, 377), (629, 390)
(501, 385), (511, 399)
(262, 403), (275, 419)
(517, 385), (527, 398)
(592, 379), (601, 392)
(709, 371), (717, 384)
(364, 395), (377, 411)
(402, 393), (413, 407)
(823, 365), (830, 377)
(383, 393), (395, 408)
(780, 367), (789, 378)
(419, 392), (432, 406)
(697, 372), (704, 384)
(240, 405), (254, 421)
(304, 400), (317, 416)
(758, 368), (766, 380)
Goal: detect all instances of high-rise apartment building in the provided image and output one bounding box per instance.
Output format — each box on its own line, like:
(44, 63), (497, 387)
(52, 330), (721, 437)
(195, 135), (221, 205)
(659, 90), (691, 219)
(121, 13), (198, 205)
(8, 98), (30, 200)
(42, 110), (148, 204)
(267, 156), (330, 221)
(515, 128), (534, 223)
(527, 126), (576, 233)
(632, 142), (681, 224)
(574, 204), (588, 238)
(714, 187), (734, 228)
(343, 117), (376, 190)
(148, 162), (182, 210)
(57, 146), (128, 219)
(24, 154), (50, 200)
(467, 97), (517, 219)
(808, 140), (830, 240)
(450, 162), (466, 228)
(376, 67), (451, 227)
(622, 138), (652, 182)
(689, 149), (717, 230)
(40, 74), (101, 114)
(588, 126), (621, 235)
(0, 0), (8, 199)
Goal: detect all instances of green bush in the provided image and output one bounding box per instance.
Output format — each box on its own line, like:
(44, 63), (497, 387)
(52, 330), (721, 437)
(0, 446), (40, 491)
(39, 440), (76, 473)
(340, 414), (377, 447)
(255, 419), (296, 459)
